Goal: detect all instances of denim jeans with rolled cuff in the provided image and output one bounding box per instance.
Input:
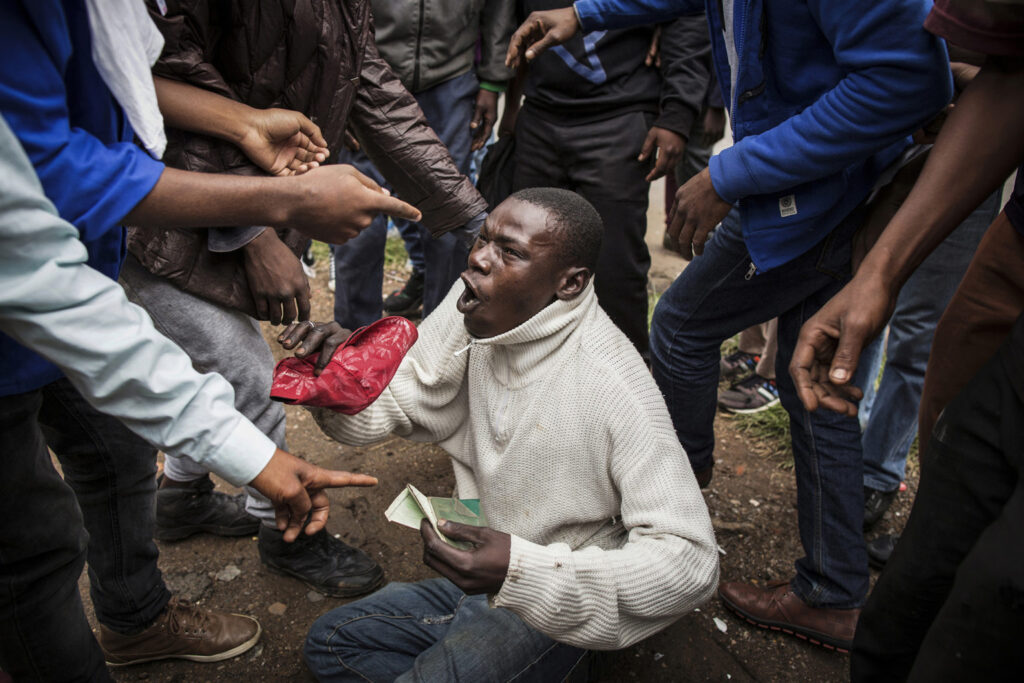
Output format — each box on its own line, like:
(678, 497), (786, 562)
(304, 578), (588, 682)
(650, 207), (871, 608)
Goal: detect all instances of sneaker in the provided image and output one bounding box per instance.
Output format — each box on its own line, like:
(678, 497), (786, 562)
(100, 597), (261, 666)
(866, 533), (899, 570)
(155, 475), (260, 541)
(258, 525), (384, 598)
(720, 350), (760, 380)
(863, 486), (898, 530)
(301, 244), (317, 279)
(328, 249), (336, 292)
(718, 580), (860, 652)
(718, 373), (779, 414)
(383, 268), (425, 317)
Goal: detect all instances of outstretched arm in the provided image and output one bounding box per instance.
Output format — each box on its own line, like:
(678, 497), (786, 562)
(790, 55), (1024, 415)
(0, 117), (375, 541)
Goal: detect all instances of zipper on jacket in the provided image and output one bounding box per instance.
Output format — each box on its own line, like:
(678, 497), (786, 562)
(744, 262), (757, 280)
(412, 0), (426, 92)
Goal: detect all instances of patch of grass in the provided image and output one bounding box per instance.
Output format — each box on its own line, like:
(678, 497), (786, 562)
(731, 403), (793, 468)
(647, 284), (661, 330)
(384, 233), (410, 271)
(309, 240), (331, 262)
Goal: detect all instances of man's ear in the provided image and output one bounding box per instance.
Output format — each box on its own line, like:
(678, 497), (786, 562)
(555, 266), (591, 301)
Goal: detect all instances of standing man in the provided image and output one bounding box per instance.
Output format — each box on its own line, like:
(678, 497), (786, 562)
(332, 0), (515, 327)
(505, 3), (711, 357)
(507, 0), (950, 651)
(129, 0), (489, 600)
(0, 0), (415, 674)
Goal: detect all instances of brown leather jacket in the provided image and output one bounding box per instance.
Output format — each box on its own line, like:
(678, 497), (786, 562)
(128, 0), (486, 316)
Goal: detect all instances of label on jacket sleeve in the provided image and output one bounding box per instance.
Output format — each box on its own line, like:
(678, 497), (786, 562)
(779, 194), (797, 218)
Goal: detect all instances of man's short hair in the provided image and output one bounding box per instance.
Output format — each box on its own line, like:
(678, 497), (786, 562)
(511, 187), (603, 271)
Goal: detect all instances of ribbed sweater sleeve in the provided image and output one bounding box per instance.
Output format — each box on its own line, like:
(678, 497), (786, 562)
(492, 352), (719, 650)
(311, 286), (470, 446)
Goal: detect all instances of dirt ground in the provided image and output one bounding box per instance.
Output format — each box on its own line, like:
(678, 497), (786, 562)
(81, 182), (915, 682)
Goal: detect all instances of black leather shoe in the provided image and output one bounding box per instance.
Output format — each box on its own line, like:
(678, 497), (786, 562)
(863, 486), (898, 530)
(866, 533), (898, 570)
(258, 526), (384, 597)
(155, 475), (260, 541)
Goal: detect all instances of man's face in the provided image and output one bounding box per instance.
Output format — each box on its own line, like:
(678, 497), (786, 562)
(457, 198), (566, 338)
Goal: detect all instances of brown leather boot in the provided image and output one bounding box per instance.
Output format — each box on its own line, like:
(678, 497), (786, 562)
(99, 597), (261, 666)
(718, 580), (860, 653)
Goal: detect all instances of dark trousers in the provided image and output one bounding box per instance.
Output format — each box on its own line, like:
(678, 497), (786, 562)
(0, 379), (168, 681)
(332, 71), (478, 328)
(512, 105), (654, 357)
(851, 313), (1024, 682)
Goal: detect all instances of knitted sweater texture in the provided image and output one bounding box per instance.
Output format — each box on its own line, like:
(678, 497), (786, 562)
(312, 282), (719, 650)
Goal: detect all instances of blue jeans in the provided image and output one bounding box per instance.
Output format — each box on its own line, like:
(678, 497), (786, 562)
(332, 71), (477, 329)
(857, 192), (1000, 493)
(304, 579), (587, 682)
(650, 208), (869, 608)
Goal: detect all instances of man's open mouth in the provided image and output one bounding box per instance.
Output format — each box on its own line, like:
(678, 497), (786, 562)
(456, 273), (481, 313)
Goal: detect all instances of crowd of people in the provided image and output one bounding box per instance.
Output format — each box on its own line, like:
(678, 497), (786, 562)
(0, 0), (1021, 681)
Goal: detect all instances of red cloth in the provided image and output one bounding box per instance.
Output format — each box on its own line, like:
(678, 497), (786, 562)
(270, 317), (418, 414)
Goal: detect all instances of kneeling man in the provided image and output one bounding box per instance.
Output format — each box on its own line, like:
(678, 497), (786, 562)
(294, 188), (718, 681)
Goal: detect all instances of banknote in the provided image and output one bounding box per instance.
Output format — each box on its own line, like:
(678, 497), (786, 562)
(384, 484), (488, 549)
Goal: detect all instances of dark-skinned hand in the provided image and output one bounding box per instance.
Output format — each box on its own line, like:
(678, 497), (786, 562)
(639, 126), (686, 182)
(471, 89), (499, 151)
(701, 107), (727, 148)
(278, 320), (352, 375)
(343, 126), (361, 153)
(666, 166), (732, 259)
(789, 273), (895, 416)
(420, 519), (511, 595)
(238, 108), (329, 176)
(249, 448), (378, 542)
(243, 229), (310, 325)
(505, 7), (580, 68)
(282, 165), (421, 243)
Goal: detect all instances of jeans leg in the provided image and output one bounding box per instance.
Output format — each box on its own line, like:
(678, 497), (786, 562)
(38, 378), (171, 635)
(411, 73), (477, 317)
(331, 148), (390, 329)
(0, 389), (112, 682)
(852, 318), (1024, 682)
(120, 257), (287, 523)
(777, 287), (870, 609)
(396, 219), (425, 272)
(860, 191), (998, 491)
(304, 579), (585, 683)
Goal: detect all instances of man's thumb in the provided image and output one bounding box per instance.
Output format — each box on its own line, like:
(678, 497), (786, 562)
(438, 520), (479, 543)
(525, 33), (559, 61)
(829, 334), (865, 385)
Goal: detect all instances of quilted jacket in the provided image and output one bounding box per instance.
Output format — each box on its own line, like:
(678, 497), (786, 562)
(127, 0), (486, 316)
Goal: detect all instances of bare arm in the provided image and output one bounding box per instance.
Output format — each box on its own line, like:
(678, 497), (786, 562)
(154, 76), (328, 176)
(123, 165), (421, 245)
(790, 56), (1024, 415)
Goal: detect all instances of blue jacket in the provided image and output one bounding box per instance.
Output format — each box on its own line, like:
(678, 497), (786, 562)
(575, 0), (952, 271)
(0, 0), (165, 395)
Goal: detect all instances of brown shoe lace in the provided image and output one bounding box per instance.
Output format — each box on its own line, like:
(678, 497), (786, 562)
(164, 597), (215, 638)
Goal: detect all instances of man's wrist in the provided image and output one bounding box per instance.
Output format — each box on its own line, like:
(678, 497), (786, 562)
(479, 81), (507, 94)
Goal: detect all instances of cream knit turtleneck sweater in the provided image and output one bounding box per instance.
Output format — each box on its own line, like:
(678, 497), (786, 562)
(312, 281), (719, 650)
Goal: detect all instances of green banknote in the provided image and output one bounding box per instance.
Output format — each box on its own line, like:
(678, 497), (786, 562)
(384, 484), (488, 550)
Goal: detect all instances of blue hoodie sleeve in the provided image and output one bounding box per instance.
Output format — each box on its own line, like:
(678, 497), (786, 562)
(0, 1), (164, 245)
(708, 0), (952, 203)
(574, 0), (702, 30)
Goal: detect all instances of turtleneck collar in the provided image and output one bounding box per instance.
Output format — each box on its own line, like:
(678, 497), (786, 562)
(456, 281), (597, 387)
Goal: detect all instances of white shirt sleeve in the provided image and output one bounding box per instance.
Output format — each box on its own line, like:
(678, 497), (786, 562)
(0, 116), (274, 486)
